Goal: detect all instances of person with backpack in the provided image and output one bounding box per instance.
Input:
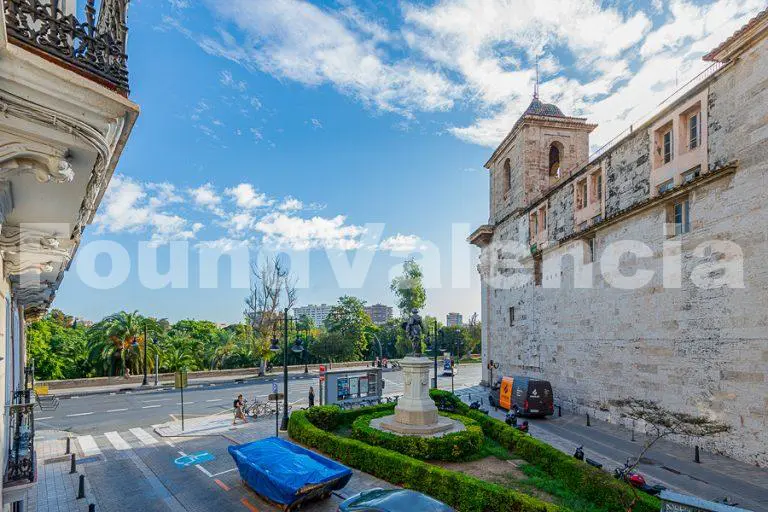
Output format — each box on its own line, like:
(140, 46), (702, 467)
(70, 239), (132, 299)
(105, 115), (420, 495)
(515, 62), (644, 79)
(233, 394), (248, 424)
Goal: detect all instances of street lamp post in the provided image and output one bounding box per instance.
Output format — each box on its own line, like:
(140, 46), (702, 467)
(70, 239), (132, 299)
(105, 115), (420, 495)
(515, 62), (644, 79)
(303, 326), (309, 374)
(281, 308), (289, 431)
(142, 323), (148, 386)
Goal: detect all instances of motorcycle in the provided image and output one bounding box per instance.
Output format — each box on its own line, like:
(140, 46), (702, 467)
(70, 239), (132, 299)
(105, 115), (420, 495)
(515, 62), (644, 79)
(613, 460), (666, 496)
(469, 398), (489, 415)
(573, 445), (603, 468)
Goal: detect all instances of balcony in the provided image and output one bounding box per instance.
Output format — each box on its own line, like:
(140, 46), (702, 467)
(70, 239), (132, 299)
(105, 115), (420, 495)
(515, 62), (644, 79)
(4, 391), (36, 489)
(3, 0), (129, 94)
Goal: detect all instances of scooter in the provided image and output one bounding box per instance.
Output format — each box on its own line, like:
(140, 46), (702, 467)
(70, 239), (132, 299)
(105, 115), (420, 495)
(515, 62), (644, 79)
(613, 460), (666, 496)
(469, 398), (489, 414)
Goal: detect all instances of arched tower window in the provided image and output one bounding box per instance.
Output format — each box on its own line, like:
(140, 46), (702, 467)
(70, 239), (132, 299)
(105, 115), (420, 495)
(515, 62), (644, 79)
(503, 159), (512, 193)
(549, 143), (562, 178)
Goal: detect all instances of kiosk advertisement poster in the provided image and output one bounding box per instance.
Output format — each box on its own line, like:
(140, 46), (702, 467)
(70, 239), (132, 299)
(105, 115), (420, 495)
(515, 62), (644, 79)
(359, 376), (368, 396)
(337, 378), (350, 400)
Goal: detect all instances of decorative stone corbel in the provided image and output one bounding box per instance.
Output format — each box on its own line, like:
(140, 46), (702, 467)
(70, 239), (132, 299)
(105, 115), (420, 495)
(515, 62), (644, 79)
(0, 226), (72, 263)
(0, 142), (74, 183)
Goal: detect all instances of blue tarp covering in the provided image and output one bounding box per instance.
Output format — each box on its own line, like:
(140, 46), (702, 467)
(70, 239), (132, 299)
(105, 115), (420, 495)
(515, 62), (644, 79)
(228, 437), (352, 506)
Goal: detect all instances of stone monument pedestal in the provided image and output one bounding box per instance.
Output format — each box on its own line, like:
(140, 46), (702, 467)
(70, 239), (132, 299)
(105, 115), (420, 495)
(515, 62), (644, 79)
(381, 356), (452, 435)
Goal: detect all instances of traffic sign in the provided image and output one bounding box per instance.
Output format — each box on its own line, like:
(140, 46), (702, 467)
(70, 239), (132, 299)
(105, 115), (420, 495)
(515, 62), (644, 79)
(319, 365), (326, 375)
(272, 382), (278, 394)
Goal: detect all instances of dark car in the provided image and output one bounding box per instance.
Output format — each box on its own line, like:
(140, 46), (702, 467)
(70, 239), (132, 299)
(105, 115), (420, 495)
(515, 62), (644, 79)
(488, 376), (554, 417)
(338, 488), (453, 512)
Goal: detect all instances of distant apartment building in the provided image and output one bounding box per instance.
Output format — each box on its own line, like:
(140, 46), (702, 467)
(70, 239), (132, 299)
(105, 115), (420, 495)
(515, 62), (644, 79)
(293, 304), (333, 327)
(446, 312), (463, 326)
(364, 304), (393, 325)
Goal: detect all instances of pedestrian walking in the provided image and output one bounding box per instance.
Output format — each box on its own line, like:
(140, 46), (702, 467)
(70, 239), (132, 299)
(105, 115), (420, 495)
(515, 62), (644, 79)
(308, 386), (315, 408)
(233, 394), (248, 424)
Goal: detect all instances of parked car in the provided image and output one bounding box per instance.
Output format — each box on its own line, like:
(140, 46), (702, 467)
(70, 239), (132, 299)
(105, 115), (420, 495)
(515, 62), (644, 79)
(488, 376), (554, 417)
(338, 488), (453, 511)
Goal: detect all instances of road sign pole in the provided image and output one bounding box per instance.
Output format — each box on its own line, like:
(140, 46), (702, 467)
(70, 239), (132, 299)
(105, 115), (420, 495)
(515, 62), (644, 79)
(181, 380), (184, 432)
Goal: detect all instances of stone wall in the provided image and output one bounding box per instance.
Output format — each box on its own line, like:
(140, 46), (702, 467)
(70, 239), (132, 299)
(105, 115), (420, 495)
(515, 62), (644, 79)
(481, 36), (768, 465)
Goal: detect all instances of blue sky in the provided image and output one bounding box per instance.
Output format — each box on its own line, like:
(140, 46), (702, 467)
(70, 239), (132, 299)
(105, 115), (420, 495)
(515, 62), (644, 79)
(54, 0), (764, 324)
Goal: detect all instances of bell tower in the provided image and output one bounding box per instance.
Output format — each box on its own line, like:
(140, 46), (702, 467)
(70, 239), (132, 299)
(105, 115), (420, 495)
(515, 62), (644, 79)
(485, 93), (596, 221)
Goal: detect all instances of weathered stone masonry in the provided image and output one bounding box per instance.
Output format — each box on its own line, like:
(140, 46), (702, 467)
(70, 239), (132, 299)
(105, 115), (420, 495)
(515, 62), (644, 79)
(470, 11), (768, 466)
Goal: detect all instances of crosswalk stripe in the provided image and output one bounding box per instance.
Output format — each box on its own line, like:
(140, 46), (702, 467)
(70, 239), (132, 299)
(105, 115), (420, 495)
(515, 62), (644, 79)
(104, 431), (131, 451)
(77, 435), (102, 456)
(129, 427), (158, 446)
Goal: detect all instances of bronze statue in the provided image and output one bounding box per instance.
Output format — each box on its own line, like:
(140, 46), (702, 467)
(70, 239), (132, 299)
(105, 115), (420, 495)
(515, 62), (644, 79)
(402, 308), (425, 356)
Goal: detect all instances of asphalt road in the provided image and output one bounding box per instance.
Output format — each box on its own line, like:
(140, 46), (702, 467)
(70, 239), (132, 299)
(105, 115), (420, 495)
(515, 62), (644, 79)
(39, 364), (483, 435)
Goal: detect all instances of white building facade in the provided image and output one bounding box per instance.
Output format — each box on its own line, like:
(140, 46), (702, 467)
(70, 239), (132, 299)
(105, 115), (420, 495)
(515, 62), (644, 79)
(0, 0), (138, 508)
(293, 304), (333, 328)
(446, 313), (463, 327)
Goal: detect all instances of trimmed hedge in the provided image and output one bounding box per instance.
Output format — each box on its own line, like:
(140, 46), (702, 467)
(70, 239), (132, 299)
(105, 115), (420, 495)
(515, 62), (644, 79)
(289, 407), (561, 512)
(351, 411), (484, 461)
(305, 402), (396, 431)
(429, 390), (660, 512)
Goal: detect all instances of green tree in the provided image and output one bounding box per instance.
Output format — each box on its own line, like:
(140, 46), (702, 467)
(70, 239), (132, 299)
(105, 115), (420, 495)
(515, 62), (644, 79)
(162, 337), (197, 372)
(27, 316), (89, 380)
(324, 296), (372, 360)
(309, 331), (355, 363)
(390, 258), (426, 317)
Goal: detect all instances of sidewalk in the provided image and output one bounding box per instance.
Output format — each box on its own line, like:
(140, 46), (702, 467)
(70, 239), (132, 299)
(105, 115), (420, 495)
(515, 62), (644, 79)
(456, 386), (768, 511)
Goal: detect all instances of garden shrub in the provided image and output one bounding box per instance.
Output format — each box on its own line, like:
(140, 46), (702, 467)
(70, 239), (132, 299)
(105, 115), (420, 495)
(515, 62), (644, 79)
(428, 390), (660, 512)
(289, 407), (561, 512)
(350, 410), (483, 461)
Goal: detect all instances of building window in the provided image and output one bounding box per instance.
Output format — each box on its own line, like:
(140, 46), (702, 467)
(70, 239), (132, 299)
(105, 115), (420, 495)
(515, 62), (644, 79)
(576, 180), (588, 209)
(533, 254), (542, 286)
(596, 174), (603, 201)
(682, 165), (700, 184)
(667, 198), (690, 237)
(663, 130), (673, 163)
(503, 159), (511, 194)
(509, 307), (515, 326)
(549, 143), (561, 177)
(585, 236), (597, 263)
(658, 179), (674, 195)
(540, 208), (547, 232)
(530, 212), (538, 237)
(689, 113), (699, 149)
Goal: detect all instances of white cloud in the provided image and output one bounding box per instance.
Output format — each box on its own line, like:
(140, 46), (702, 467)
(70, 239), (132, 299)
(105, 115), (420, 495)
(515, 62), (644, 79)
(168, 0), (189, 8)
(250, 128), (263, 142)
(379, 234), (426, 252)
(193, 0), (463, 116)
(254, 212), (366, 250)
(309, 118), (323, 129)
(225, 183), (273, 209)
(278, 197), (304, 211)
(195, 238), (251, 252)
(189, 183), (223, 213)
(220, 70), (247, 91)
(95, 175), (202, 245)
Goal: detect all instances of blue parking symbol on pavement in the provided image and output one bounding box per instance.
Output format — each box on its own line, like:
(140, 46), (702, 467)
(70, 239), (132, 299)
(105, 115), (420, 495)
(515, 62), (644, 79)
(272, 382), (278, 394)
(174, 451), (215, 468)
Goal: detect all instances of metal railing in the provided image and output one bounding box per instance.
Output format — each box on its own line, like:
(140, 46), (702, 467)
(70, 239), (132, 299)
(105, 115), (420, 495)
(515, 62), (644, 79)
(4, 389), (35, 484)
(4, 0), (130, 93)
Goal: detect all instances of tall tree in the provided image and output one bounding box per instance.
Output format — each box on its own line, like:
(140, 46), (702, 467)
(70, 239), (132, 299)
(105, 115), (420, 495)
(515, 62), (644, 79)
(244, 256), (297, 371)
(324, 296), (373, 360)
(390, 258), (426, 317)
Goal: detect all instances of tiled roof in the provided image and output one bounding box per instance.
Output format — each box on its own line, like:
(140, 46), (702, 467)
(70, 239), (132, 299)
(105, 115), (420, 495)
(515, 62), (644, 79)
(523, 98), (565, 117)
(703, 8), (768, 61)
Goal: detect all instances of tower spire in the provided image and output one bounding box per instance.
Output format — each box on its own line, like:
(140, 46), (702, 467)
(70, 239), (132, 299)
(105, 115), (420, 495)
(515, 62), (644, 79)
(533, 56), (539, 100)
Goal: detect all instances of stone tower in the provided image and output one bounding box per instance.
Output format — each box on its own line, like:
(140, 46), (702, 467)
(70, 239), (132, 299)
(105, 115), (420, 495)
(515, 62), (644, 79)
(485, 95), (597, 223)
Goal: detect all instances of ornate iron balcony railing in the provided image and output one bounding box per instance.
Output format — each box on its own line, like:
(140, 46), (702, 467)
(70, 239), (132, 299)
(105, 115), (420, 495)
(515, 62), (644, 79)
(4, 390), (35, 484)
(4, 0), (129, 94)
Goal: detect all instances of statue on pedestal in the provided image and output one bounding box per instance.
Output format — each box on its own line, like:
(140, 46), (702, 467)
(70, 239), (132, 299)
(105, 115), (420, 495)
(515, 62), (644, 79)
(402, 308), (425, 356)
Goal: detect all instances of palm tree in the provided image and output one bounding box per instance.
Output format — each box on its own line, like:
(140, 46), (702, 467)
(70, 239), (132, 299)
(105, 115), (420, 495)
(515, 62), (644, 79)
(86, 312), (165, 377)
(162, 337), (197, 372)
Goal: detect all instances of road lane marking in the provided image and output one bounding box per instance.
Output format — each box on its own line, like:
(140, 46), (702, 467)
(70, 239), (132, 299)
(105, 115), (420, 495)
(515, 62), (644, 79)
(205, 398), (223, 402)
(176, 402), (195, 405)
(105, 431), (131, 451)
(129, 427), (158, 446)
(142, 405), (162, 409)
(214, 479), (230, 491)
(77, 435), (101, 456)
(142, 398), (170, 403)
(107, 408), (128, 413)
(195, 464), (213, 477)
(211, 468), (236, 477)
(66, 412), (94, 417)
(37, 416), (53, 420)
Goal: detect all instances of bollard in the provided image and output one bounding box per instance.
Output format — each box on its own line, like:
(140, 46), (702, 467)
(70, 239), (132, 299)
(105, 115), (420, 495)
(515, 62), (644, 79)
(89, 504), (95, 512)
(631, 428), (635, 442)
(557, 405), (562, 417)
(695, 445), (700, 463)
(77, 475), (85, 499)
(70, 453), (77, 474)
(66, 437), (71, 455)
(586, 413), (591, 427)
